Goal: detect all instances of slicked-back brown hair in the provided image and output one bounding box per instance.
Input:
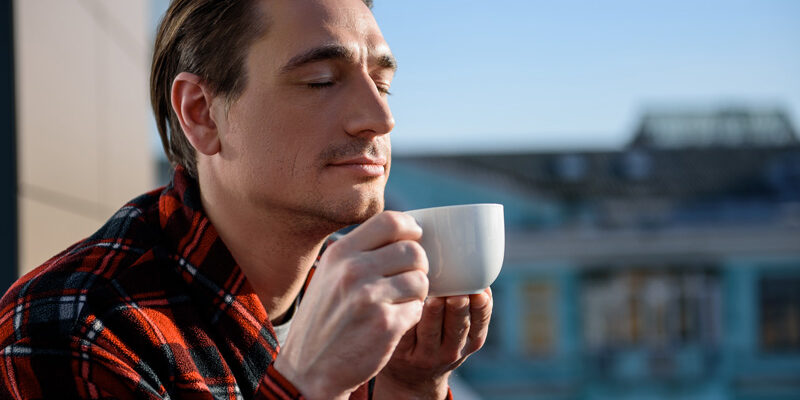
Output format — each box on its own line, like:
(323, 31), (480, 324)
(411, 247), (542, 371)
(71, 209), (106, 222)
(150, 0), (374, 178)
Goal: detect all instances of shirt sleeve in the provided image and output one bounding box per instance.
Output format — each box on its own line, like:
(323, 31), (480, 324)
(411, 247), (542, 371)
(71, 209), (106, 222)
(0, 337), (165, 399)
(256, 366), (376, 400)
(254, 363), (306, 399)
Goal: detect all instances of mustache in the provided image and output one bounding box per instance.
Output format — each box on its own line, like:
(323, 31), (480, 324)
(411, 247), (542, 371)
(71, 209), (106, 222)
(319, 139), (389, 164)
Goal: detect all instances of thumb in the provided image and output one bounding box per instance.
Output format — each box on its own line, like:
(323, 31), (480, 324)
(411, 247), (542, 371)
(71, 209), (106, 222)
(393, 323), (418, 358)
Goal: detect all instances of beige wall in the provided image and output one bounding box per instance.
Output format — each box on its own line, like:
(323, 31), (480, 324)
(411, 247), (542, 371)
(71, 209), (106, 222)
(15, 0), (154, 275)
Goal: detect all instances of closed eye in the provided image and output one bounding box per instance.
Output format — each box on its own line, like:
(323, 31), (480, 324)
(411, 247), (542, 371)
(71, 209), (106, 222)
(307, 82), (334, 89)
(376, 85), (392, 96)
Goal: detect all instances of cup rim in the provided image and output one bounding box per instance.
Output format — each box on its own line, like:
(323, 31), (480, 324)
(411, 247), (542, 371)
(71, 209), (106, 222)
(403, 203), (503, 214)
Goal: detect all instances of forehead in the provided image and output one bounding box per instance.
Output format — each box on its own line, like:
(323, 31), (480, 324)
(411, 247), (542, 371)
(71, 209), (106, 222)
(254, 0), (390, 63)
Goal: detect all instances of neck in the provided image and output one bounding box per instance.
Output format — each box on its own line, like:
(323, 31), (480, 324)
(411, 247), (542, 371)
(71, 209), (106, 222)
(197, 172), (335, 324)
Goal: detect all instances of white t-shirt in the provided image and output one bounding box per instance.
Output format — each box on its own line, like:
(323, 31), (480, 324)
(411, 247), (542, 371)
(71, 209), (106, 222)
(272, 298), (298, 347)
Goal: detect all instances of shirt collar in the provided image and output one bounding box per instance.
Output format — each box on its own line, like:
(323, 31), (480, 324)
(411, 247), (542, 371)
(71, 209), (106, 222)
(158, 166), (270, 326)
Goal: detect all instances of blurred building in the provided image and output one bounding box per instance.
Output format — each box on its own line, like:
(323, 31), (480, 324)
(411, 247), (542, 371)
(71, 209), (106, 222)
(11, 0), (155, 278)
(386, 107), (800, 400)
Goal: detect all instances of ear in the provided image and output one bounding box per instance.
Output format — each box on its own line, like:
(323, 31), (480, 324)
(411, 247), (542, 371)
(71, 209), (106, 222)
(170, 72), (221, 156)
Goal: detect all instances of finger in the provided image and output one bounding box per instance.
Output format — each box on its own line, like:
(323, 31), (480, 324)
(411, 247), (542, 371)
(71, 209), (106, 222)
(334, 211), (422, 252)
(389, 299), (425, 337)
(440, 296), (470, 362)
(464, 289), (492, 355)
(378, 269), (429, 304)
(362, 240), (429, 277)
(393, 321), (417, 357)
(414, 297), (445, 357)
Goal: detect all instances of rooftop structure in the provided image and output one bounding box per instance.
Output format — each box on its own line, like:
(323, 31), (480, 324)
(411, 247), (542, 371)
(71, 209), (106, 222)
(629, 107), (798, 149)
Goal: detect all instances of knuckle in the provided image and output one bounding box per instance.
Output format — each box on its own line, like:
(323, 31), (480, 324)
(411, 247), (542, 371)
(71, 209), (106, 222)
(406, 241), (427, 263)
(391, 240), (412, 259)
(356, 300), (382, 327)
(350, 288), (372, 314)
(348, 255), (370, 274)
(413, 268), (429, 285)
(411, 270), (429, 295)
(447, 298), (470, 314)
(357, 282), (380, 304)
(394, 271), (428, 301)
(379, 211), (405, 233)
(396, 241), (428, 273)
(421, 326), (440, 341)
(375, 314), (392, 333)
(373, 305), (395, 332)
(449, 321), (470, 339)
(395, 240), (413, 256)
(479, 311), (492, 325)
(339, 264), (362, 288)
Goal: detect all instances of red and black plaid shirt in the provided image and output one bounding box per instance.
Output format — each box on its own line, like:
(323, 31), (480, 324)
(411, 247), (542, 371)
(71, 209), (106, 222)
(0, 167), (388, 399)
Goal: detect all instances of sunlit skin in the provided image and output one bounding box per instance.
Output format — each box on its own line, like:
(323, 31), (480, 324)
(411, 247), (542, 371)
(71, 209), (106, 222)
(169, 0), (492, 398)
(207, 2), (396, 230)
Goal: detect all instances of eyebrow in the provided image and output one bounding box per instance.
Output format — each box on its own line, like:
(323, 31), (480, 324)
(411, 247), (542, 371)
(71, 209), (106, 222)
(280, 44), (398, 73)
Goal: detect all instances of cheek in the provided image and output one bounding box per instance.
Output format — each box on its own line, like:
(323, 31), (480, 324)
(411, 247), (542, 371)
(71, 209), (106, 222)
(241, 123), (323, 187)
(227, 93), (333, 183)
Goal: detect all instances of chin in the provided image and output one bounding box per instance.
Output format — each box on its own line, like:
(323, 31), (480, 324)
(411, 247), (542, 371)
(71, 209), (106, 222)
(288, 185), (386, 234)
(353, 199), (384, 223)
(318, 182), (385, 223)
(329, 196), (384, 226)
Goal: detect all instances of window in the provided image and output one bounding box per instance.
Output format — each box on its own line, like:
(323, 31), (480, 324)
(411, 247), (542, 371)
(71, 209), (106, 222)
(581, 267), (721, 351)
(521, 280), (558, 357)
(760, 275), (800, 352)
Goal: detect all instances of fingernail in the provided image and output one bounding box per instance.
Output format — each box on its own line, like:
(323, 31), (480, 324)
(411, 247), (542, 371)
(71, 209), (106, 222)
(446, 297), (463, 307)
(426, 297), (444, 312)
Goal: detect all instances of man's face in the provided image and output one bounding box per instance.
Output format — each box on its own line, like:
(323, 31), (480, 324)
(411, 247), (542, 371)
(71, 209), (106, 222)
(211, 0), (395, 228)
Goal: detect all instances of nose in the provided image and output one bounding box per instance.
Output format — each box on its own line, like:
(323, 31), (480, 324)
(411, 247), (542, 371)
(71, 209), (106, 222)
(343, 73), (395, 138)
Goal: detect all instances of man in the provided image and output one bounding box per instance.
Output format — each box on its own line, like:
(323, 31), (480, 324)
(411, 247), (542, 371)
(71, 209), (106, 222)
(0, 0), (492, 398)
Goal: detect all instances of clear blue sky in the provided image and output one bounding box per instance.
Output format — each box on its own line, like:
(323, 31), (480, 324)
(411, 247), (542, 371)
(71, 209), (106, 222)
(372, 0), (800, 154)
(151, 0), (800, 155)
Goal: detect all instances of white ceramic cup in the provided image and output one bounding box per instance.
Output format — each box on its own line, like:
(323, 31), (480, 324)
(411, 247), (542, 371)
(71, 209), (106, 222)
(405, 203), (505, 297)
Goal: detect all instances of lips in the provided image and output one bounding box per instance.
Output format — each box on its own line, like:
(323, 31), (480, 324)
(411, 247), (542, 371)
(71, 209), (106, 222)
(328, 155), (387, 177)
(329, 155), (387, 167)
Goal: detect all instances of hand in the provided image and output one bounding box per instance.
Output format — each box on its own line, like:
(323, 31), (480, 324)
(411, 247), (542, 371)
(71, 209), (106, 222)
(273, 212), (430, 399)
(374, 288), (493, 399)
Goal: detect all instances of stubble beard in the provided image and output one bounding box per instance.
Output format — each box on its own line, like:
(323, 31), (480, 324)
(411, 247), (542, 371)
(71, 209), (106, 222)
(307, 139), (390, 230)
(290, 187), (385, 236)
(262, 138), (390, 236)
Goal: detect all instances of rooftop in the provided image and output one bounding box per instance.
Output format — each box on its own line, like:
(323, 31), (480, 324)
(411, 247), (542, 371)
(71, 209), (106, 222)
(629, 107), (798, 149)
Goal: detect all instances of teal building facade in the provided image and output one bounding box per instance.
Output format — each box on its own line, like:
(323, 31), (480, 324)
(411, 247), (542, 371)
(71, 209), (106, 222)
(385, 109), (800, 399)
